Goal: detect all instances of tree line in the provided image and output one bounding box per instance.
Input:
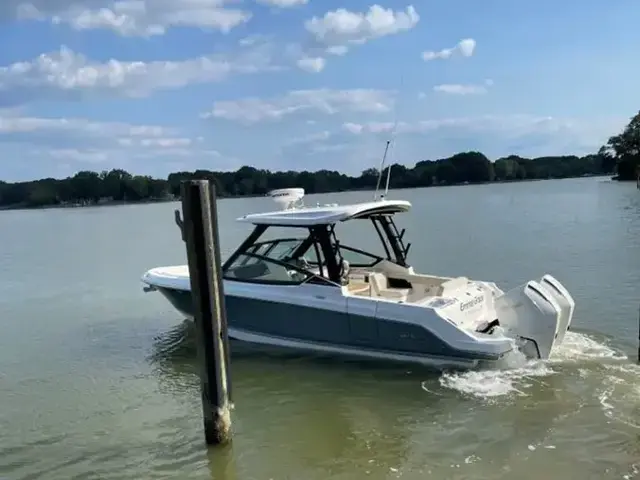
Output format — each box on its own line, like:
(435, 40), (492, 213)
(0, 152), (612, 209)
(1, 110), (638, 210)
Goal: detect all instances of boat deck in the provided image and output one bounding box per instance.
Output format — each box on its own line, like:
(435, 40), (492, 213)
(342, 270), (470, 305)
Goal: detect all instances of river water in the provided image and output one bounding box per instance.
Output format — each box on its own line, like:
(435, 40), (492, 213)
(1, 177), (639, 480)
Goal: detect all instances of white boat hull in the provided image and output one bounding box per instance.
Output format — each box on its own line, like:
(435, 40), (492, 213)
(141, 266), (575, 369)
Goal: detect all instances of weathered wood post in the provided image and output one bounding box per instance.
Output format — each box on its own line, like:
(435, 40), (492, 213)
(180, 179), (232, 445)
(637, 303), (640, 364)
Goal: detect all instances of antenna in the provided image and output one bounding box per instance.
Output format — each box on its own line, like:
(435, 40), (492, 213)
(383, 145), (393, 197)
(374, 75), (403, 201)
(373, 140), (391, 200)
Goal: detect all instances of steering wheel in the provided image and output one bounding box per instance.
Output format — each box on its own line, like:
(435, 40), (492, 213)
(283, 256), (310, 281)
(340, 259), (350, 281)
(298, 256), (311, 269)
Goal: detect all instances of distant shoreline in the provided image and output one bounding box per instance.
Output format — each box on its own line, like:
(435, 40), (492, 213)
(0, 173), (618, 213)
(0, 196), (177, 212)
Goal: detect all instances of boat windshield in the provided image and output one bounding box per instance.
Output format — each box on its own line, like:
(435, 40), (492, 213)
(222, 214), (410, 286)
(247, 237), (380, 267)
(248, 238), (307, 262)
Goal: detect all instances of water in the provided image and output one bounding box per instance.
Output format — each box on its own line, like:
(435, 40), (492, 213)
(1, 177), (639, 480)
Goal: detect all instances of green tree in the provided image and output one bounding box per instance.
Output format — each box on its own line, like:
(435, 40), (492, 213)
(601, 110), (640, 180)
(101, 169), (132, 200)
(0, 149), (618, 210)
(70, 171), (103, 202)
(494, 156), (520, 180)
(26, 181), (58, 207)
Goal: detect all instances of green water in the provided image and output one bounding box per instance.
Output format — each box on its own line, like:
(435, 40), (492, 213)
(1, 177), (639, 479)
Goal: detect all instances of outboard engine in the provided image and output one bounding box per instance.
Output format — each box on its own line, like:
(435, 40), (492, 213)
(493, 276), (574, 359)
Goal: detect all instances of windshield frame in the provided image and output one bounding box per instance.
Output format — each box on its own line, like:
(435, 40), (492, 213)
(221, 213), (410, 285)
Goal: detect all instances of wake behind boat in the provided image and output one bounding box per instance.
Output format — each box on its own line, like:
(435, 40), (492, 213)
(141, 187), (575, 370)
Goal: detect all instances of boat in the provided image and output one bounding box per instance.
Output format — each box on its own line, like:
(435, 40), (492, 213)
(140, 186), (575, 370)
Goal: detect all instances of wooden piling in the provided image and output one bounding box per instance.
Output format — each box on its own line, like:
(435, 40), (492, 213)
(180, 179), (232, 445)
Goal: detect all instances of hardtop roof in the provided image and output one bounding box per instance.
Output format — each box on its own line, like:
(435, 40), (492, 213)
(236, 199), (411, 226)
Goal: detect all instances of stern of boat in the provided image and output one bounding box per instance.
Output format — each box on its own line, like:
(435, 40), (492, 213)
(493, 274), (575, 359)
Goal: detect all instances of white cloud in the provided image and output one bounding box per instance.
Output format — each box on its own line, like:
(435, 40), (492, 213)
(117, 137), (194, 148)
(458, 38), (476, 57)
(296, 56), (326, 73)
(342, 122), (364, 134)
(422, 38), (476, 61)
(0, 110), (243, 180)
(203, 88), (395, 123)
(281, 114), (625, 172)
(433, 79), (493, 95)
(0, 114), (173, 137)
(305, 5), (419, 48)
(434, 84), (483, 95)
(2, 109), (624, 180)
(282, 130), (331, 147)
(132, 147), (222, 158)
(48, 148), (110, 163)
(239, 33), (272, 46)
(326, 45), (349, 56)
(0, 45), (278, 106)
(434, 83), (490, 96)
(310, 142), (349, 154)
(0, 112), (225, 166)
(256, 0), (308, 7)
(346, 120), (402, 134)
(335, 114), (625, 149)
(7, 0), (252, 36)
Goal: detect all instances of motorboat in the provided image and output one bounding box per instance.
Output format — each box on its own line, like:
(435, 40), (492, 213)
(140, 187), (575, 370)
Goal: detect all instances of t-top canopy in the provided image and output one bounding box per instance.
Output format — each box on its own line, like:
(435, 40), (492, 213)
(236, 199), (412, 226)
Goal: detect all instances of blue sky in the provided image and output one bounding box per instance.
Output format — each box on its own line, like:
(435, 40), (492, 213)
(0, 0), (638, 181)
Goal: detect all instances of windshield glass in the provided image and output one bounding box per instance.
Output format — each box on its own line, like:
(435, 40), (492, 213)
(332, 221), (389, 258)
(251, 238), (305, 260)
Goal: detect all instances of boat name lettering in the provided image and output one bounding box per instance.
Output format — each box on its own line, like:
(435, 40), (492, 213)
(460, 295), (484, 311)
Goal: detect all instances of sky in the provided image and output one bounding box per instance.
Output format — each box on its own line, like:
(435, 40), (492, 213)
(0, 0), (639, 182)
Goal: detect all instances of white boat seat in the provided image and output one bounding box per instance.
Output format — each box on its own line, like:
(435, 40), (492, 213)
(369, 272), (410, 301)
